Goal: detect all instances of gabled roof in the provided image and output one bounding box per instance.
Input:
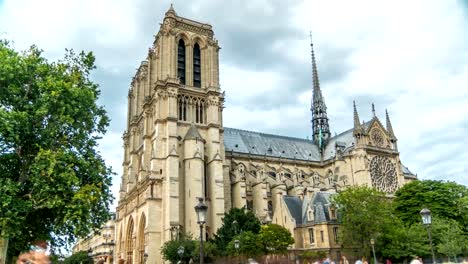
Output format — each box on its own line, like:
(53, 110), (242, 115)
(401, 163), (417, 178)
(281, 192), (337, 227)
(224, 127), (321, 161)
(184, 123), (204, 141)
(283, 196), (303, 225)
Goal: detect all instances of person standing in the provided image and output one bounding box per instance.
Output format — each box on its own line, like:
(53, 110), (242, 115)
(341, 256), (350, 264)
(362, 256), (368, 264)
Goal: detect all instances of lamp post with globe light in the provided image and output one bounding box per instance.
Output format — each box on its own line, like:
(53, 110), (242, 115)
(420, 208), (436, 264)
(177, 246), (184, 264)
(194, 198), (208, 264)
(234, 239), (240, 264)
(370, 239), (377, 264)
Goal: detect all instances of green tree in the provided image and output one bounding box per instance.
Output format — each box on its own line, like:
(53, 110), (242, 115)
(226, 231), (263, 258)
(258, 224), (294, 255)
(192, 240), (218, 263)
(63, 251), (92, 264)
(0, 41), (113, 256)
(300, 251), (327, 263)
(161, 235), (196, 264)
(214, 207), (261, 254)
(379, 218), (429, 260)
(394, 180), (467, 229)
(332, 186), (393, 258)
(432, 217), (466, 261)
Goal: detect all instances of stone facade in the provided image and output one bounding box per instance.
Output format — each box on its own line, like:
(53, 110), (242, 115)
(114, 5), (417, 264)
(73, 216), (116, 264)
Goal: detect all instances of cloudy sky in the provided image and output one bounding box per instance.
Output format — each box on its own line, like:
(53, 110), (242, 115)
(1, 0), (467, 206)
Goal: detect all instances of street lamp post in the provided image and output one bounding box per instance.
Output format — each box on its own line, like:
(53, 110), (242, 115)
(194, 198), (208, 264)
(370, 239), (377, 264)
(232, 220), (238, 235)
(420, 208), (436, 264)
(87, 248), (93, 263)
(177, 246), (185, 264)
(234, 239), (240, 264)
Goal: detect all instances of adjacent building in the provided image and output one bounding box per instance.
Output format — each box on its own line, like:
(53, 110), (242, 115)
(73, 215), (116, 264)
(114, 5), (417, 263)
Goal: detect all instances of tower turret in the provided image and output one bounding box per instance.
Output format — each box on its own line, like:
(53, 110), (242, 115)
(386, 109), (398, 150)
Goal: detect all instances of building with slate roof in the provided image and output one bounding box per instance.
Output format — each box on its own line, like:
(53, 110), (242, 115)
(114, 5), (417, 263)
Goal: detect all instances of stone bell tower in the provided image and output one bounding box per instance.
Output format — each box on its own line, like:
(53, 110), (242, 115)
(115, 5), (225, 264)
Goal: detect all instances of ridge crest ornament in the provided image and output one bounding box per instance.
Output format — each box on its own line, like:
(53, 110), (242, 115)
(369, 156), (398, 193)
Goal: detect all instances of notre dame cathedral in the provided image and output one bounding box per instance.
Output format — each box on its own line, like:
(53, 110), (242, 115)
(114, 5), (417, 263)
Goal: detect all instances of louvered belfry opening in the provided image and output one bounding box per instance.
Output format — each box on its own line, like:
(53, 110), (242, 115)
(193, 43), (201, 87)
(177, 39), (186, 85)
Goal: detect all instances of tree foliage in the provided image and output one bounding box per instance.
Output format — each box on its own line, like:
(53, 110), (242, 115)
(394, 180), (467, 230)
(226, 231), (263, 258)
(161, 235), (196, 264)
(258, 224), (294, 254)
(332, 186), (393, 257)
(63, 251), (92, 264)
(379, 218), (429, 260)
(214, 207), (261, 254)
(0, 40), (113, 254)
(161, 234), (217, 263)
(432, 217), (466, 259)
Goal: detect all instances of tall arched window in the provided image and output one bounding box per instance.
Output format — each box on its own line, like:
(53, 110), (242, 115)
(126, 218), (134, 264)
(138, 215), (146, 264)
(193, 43), (201, 88)
(177, 39), (186, 85)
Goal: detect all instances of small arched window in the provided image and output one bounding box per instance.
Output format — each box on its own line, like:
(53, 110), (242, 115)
(193, 43), (201, 87)
(177, 39), (186, 85)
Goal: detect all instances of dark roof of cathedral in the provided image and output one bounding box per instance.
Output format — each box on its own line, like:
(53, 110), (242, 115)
(224, 127), (321, 161)
(323, 128), (355, 159)
(283, 196), (303, 225)
(401, 164), (416, 177)
(282, 192), (336, 227)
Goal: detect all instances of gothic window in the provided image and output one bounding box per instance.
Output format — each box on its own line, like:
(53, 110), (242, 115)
(268, 171), (276, 178)
(177, 39), (186, 85)
(178, 96), (187, 121)
(320, 230), (324, 242)
(284, 173), (292, 179)
(204, 159), (208, 198)
(195, 100), (204, 123)
(138, 214), (146, 264)
(126, 218), (134, 264)
(369, 156), (398, 193)
(308, 228), (315, 244)
(246, 200), (253, 211)
(268, 201), (273, 217)
(333, 227), (339, 243)
(193, 43), (201, 87)
(330, 206), (336, 220)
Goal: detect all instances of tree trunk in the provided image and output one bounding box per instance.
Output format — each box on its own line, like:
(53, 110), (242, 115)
(0, 237), (8, 264)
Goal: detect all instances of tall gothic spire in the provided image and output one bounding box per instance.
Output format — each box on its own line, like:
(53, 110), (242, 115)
(353, 101), (360, 128)
(310, 32), (330, 149)
(385, 109), (396, 139)
(353, 101), (364, 137)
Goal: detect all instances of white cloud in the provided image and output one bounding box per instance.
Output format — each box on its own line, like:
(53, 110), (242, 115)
(1, 0), (467, 210)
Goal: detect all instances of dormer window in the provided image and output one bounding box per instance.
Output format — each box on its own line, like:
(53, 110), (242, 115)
(177, 39), (186, 85)
(330, 205), (337, 220)
(193, 43), (201, 87)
